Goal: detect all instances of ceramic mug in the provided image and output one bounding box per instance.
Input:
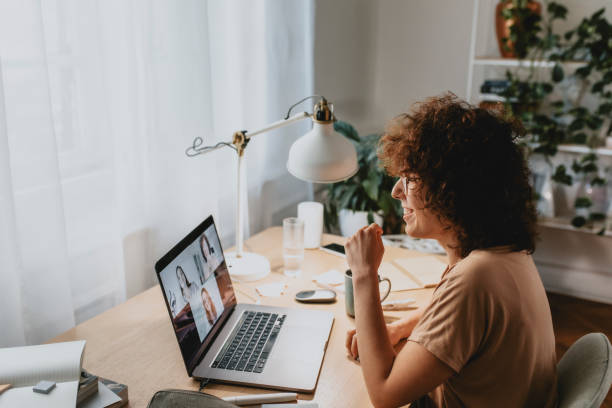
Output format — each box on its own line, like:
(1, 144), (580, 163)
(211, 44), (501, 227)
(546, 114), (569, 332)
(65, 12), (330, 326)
(344, 269), (391, 317)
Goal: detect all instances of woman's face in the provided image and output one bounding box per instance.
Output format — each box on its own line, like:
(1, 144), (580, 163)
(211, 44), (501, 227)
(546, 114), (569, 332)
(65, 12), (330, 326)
(176, 267), (187, 288)
(201, 237), (211, 260)
(391, 176), (446, 240)
(201, 291), (212, 310)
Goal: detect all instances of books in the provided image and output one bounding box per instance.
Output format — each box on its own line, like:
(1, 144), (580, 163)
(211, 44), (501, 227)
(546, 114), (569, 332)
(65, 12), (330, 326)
(0, 340), (86, 408)
(77, 371), (99, 405)
(76, 371), (129, 408)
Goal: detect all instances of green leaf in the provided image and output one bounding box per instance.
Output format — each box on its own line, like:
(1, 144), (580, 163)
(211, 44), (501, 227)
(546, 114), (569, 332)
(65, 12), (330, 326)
(334, 121), (360, 142)
(569, 119), (585, 131)
(362, 179), (379, 202)
(571, 132), (587, 144)
(598, 103), (612, 115)
(547, 2), (568, 19)
(591, 8), (605, 20)
(586, 116), (603, 130)
(575, 197), (593, 208)
(552, 165), (573, 185)
(552, 63), (564, 83)
(591, 81), (605, 93)
(551, 100), (564, 109)
(575, 66), (591, 78)
(338, 185), (358, 209)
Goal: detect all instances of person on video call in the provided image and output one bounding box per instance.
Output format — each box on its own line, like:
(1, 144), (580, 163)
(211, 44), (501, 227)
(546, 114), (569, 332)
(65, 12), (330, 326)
(344, 94), (557, 407)
(199, 233), (217, 281)
(176, 265), (195, 304)
(201, 287), (218, 325)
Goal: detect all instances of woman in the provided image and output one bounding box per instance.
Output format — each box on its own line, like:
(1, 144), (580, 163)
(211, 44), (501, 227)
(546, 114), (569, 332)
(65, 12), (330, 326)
(345, 94), (557, 407)
(176, 265), (194, 304)
(201, 287), (218, 325)
(199, 233), (217, 281)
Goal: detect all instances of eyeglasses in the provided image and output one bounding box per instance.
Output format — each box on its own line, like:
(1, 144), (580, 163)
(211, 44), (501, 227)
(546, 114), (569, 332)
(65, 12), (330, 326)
(401, 176), (420, 192)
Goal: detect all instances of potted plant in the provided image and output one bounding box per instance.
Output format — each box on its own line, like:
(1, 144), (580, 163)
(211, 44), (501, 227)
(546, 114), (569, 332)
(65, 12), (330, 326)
(324, 121), (403, 237)
(498, 3), (612, 232)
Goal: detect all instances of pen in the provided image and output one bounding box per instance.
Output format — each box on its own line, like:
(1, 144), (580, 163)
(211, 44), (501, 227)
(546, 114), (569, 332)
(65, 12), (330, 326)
(222, 392), (298, 406)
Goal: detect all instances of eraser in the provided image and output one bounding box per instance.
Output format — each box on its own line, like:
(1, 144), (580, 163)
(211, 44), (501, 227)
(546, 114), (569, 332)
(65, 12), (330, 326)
(33, 380), (56, 394)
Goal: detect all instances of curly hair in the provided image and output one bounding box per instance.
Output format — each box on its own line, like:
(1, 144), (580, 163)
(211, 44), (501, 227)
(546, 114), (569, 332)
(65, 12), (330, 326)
(378, 93), (537, 258)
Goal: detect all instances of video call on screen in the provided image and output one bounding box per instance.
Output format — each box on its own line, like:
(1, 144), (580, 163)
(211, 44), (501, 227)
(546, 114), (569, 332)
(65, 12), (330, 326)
(159, 224), (235, 367)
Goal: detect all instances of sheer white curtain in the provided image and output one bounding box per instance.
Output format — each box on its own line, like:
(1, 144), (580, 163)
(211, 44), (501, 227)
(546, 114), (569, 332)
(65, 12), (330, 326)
(0, 0), (314, 347)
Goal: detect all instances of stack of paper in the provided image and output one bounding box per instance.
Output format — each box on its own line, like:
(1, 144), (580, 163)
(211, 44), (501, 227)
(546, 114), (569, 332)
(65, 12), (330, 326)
(0, 341), (86, 408)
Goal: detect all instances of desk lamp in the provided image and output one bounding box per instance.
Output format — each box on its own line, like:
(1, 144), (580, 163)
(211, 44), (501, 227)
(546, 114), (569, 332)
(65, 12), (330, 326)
(186, 96), (358, 281)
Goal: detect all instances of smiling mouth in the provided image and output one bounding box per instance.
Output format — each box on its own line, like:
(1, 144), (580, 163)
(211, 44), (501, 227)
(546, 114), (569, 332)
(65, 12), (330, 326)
(403, 208), (414, 218)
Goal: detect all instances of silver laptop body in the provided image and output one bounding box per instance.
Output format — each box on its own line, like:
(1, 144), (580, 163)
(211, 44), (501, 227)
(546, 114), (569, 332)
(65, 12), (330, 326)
(155, 215), (334, 393)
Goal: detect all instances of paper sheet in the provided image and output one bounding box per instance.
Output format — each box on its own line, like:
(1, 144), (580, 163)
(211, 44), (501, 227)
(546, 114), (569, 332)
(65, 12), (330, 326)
(378, 262), (421, 291)
(0, 341), (85, 408)
(313, 269), (344, 293)
(79, 382), (121, 408)
(0, 341), (85, 387)
(0, 380), (78, 408)
(393, 257), (447, 287)
(256, 282), (287, 297)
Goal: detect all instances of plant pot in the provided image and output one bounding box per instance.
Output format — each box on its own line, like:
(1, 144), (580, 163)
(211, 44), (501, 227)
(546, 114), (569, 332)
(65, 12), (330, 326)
(495, 0), (541, 58)
(338, 209), (383, 238)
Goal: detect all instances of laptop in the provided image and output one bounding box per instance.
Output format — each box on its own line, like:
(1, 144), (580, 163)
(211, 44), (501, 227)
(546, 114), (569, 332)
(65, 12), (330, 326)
(155, 215), (334, 392)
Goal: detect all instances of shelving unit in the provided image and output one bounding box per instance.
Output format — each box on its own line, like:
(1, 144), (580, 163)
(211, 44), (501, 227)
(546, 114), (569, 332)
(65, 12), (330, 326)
(465, 0), (612, 238)
(465, 0), (586, 102)
(557, 144), (612, 157)
(539, 217), (612, 237)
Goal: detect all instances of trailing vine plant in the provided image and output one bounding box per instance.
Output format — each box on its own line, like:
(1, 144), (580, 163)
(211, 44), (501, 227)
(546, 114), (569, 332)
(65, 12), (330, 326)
(498, 1), (612, 232)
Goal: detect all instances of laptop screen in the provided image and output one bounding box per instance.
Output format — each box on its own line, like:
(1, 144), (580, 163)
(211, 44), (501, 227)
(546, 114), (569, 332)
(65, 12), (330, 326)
(156, 216), (237, 373)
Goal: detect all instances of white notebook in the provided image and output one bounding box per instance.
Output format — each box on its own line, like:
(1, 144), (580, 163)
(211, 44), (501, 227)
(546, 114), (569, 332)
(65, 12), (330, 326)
(0, 340), (85, 408)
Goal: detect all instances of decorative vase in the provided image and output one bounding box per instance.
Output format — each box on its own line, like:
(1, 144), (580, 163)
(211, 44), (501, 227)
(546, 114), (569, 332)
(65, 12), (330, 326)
(338, 209), (383, 238)
(495, 0), (542, 58)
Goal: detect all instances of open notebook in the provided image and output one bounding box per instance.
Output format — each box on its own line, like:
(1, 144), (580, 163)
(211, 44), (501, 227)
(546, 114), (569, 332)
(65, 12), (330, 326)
(382, 256), (448, 290)
(0, 340), (85, 408)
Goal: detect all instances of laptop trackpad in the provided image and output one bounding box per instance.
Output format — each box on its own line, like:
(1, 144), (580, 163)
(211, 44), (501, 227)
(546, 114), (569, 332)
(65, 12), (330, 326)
(271, 325), (326, 363)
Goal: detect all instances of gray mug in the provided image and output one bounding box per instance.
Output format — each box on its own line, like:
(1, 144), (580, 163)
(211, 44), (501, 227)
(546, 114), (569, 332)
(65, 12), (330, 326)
(345, 269), (392, 317)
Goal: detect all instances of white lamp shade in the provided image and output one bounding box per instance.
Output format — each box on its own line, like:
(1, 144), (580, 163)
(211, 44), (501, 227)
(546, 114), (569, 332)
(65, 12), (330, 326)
(287, 122), (358, 183)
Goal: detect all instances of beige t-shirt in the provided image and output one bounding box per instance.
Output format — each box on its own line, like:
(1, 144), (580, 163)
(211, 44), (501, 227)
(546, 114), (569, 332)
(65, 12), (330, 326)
(408, 249), (558, 407)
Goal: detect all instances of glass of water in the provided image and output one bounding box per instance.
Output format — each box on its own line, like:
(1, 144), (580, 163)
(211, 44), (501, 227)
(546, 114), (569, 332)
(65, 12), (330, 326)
(283, 217), (304, 277)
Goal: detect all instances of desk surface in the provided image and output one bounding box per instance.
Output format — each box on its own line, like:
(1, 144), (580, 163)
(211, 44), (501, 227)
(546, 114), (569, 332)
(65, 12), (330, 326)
(51, 227), (443, 407)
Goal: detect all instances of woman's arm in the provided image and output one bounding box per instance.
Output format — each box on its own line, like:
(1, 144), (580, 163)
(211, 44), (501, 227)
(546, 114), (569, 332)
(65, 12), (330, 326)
(346, 308), (424, 359)
(346, 225), (454, 408)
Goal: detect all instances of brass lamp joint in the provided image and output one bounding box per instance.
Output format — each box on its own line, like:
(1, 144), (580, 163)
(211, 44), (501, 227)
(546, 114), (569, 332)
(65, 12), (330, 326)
(312, 98), (335, 124)
(232, 130), (249, 156)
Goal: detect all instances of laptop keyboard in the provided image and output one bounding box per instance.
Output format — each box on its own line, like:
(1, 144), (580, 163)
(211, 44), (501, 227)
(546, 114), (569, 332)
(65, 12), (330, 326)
(212, 311), (286, 373)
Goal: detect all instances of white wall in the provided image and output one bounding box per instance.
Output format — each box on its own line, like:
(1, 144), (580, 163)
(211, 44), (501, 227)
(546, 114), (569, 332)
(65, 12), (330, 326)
(314, 0), (612, 303)
(315, 0), (473, 135)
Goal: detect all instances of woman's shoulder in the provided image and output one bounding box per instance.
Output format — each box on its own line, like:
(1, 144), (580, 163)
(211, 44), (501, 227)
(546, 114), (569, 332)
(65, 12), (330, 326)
(448, 248), (531, 286)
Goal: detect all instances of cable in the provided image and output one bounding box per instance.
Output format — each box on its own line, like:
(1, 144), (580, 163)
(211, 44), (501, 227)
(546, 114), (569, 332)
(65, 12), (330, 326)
(284, 95), (323, 119)
(198, 377), (210, 392)
(185, 137), (236, 157)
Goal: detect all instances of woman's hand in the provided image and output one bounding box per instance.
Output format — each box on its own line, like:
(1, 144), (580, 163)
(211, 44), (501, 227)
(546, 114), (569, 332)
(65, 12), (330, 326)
(346, 324), (403, 360)
(345, 223), (385, 283)
(345, 308), (425, 360)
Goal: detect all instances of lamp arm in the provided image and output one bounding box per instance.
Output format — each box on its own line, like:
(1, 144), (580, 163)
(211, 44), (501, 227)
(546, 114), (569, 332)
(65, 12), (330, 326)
(245, 111), (310, 139)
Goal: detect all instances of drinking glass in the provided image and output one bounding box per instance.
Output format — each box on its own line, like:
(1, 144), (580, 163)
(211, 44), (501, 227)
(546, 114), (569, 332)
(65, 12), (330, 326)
(283, 217), (304, 277)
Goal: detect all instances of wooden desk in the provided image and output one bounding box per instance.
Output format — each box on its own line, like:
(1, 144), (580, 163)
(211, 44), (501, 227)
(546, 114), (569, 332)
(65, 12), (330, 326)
(52, 227), (443, 407)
